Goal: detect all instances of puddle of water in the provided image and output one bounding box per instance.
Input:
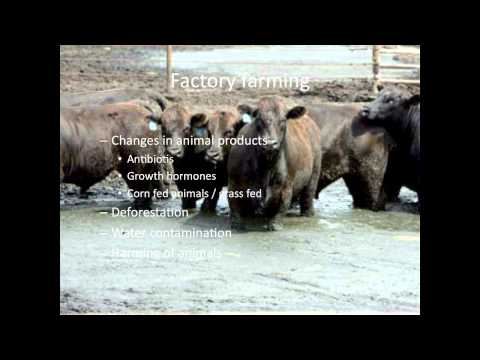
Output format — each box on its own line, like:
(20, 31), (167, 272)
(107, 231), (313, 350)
(60, 180), (420, 313)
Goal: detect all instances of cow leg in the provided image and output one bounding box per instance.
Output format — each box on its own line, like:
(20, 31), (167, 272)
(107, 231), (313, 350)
(134, 196), (152, 210)
(315, 177), (334, 200)
(181, 197), (197, 211)
(300, 185), (316, 216)
(265, 186), (292, 231)
(344, 173), (385, 211)
(267, 200), (291, 230)
(384, 180), (402, 202)
(343, 174), (367, 209)
(133, 179), (153, 210)
(344, 150), (389, 211)
(118, 160), (156, 209)
(79, 187), (89, 199)
(161, 161), (174, 193)
(172, 180), (197, 211)
(79, 181), (99, 199)
(124, 179), (154, 210)
(416, 160), (422, 212)
(200, 185), (222, 214)
(230, 212), (247, 231)
(382, 152), (403, 202)
(370, 187), (387, 211)
(266, 214), (284, 231)
(364, 172), (387, 211)
(301, 160), (322, 217)
(416, 171), (422, 212)
(417, 191), (422, 213)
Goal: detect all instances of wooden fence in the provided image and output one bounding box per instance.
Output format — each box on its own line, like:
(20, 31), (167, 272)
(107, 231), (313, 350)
(372, 45), (420, 93)
(166, 45), (173, 92)
(164, 45), (420, 94)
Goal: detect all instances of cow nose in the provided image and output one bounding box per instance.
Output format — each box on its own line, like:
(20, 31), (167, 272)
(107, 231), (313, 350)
(361, 107), (370, 117)
(168, 147), (182, 157)
(206, 151), (221, 162)
(267, 139), (279, 149)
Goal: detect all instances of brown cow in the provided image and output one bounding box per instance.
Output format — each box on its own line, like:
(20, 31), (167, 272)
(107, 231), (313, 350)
(60, 101), (166, 209)
(228, 97), (322, 231)
(60, 88), (168, 117)
(307, 103), (394, 210)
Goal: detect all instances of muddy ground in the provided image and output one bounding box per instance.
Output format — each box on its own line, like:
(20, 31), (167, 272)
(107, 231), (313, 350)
(60, 45), (419, 105)
(60, 183), (419, 315)
(60, 45), (420, 314)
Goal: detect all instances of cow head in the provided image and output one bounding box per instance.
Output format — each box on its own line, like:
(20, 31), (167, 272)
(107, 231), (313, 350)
(160, 105), (191, 159)
(204, 110), (244, 165)
(190, 113), (211, 155)
(238, 97), (306, 159)
(361, 88), (420, 125)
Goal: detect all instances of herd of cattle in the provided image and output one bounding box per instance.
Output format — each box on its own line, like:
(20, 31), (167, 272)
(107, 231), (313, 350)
(60, 87), (421, 230)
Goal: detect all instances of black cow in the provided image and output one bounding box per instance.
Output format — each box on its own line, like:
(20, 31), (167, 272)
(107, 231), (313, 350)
(361, 88), (421, 208)
(161, 105), (243, 213)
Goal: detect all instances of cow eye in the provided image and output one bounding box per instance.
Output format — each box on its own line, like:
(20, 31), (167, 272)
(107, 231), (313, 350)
(224, 130), (233, 137)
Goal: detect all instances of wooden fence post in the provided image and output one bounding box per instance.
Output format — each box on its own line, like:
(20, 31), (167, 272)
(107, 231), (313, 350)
(166, 45), (173, 93)
(372, 45), (380, 94)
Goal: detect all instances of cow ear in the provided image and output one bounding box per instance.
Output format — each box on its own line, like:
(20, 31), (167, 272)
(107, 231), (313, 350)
(190, 113), (208, 128)
(286, 106), (307, 119)
(237, 104), (254, 116)
(404, 94), (420, 108)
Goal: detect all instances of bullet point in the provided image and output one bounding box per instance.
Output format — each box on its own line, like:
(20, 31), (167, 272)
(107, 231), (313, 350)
(118, 156), (122, 161)
(118, 173), (122, 178)
(118, 191), (122, 195)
